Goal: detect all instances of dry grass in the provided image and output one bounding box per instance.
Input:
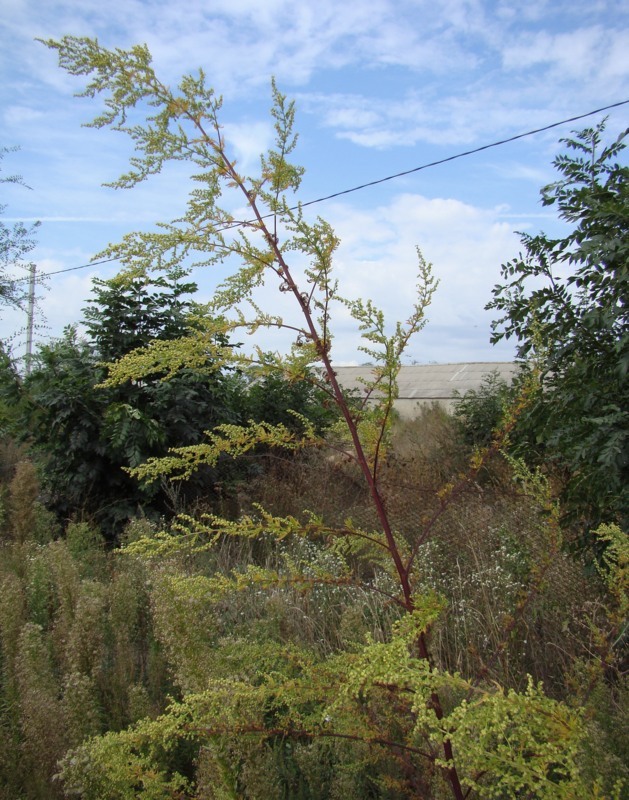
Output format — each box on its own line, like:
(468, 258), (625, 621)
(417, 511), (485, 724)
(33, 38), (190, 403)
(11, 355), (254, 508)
(229, 406), (614, 697)
(0, 406), (625, 798)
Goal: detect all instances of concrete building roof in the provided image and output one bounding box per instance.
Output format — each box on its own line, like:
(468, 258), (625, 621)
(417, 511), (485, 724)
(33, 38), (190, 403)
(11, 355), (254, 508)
(333, 362), (518, 416)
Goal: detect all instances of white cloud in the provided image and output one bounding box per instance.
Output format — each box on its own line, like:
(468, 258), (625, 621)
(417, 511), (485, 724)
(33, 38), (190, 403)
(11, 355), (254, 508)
(324, 194), (522, 362)
(6, 0), (628, 154)
(491, 162), (553, 184)
(502, 26), (629, 81)
(212, 192), (522, 364)
(299, 89), (552, 149)
(2, 0), (492, 98)
(2, 0), (625, 364)
(223, 121), (274, 176)
(302, 60), (629, 149)
(2, 106), (44, 126)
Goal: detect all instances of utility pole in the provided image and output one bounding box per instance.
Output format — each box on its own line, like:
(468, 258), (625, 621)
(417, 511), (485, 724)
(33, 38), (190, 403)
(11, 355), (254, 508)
(25, 263), (36, 375)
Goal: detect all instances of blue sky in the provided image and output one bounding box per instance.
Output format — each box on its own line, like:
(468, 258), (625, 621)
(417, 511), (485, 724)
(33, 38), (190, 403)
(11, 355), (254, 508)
(1, 0), (628, 365)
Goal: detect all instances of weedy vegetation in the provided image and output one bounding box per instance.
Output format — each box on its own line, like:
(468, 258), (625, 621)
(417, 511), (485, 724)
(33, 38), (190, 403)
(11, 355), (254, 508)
(0, 36), (625, 799)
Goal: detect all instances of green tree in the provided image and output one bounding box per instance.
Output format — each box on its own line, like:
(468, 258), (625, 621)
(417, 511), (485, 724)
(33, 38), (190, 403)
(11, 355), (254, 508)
(7, 269), (242, 535)
(41, 35), (604, 800)
(13, 327), (122, 525)
(0, 147), (40, 316)
(240, 369), (338, 434)
(83, 266), (199, 361)
(0, 342), (22, 434)
(82, 267), (241, 474)
(487, 121), (628, 534)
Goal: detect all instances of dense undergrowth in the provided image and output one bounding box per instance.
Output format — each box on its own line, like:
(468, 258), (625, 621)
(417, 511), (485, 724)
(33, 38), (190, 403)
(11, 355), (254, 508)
(0, 406), (626, 799)
(1, 39), (626, 797)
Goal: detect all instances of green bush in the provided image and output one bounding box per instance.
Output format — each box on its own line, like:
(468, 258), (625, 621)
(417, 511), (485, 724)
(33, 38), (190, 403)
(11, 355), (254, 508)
(452, 371), (512, 448)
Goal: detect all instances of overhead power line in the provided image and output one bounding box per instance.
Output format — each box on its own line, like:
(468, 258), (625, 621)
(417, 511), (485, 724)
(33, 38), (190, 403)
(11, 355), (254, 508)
(298, 98), (629, 207)
(16, 98), (629, 284)
(38, 256), (119, 277)
(13, 256), (119, 283)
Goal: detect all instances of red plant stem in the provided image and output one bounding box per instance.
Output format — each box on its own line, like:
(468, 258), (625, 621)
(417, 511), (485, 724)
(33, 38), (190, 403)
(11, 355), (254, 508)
(205, 128), (466, 800)
(195, 723), (435, 760)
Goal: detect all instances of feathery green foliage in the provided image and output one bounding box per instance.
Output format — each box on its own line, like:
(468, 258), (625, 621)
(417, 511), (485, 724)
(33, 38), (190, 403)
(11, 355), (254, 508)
(23, 35), (628, 799)
(487, 121), (628, 534)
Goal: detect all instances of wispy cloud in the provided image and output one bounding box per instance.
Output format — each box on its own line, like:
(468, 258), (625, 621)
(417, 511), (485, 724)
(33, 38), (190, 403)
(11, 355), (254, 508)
(502, 26), (629, 81)
(6, 0), (628, 149)
(224, 191), (523, 364)
(2, 0), (627, 361)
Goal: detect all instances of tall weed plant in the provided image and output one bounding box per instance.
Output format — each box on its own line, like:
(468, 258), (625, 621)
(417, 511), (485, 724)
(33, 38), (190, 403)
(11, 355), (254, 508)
(6, 35), (624, 798)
